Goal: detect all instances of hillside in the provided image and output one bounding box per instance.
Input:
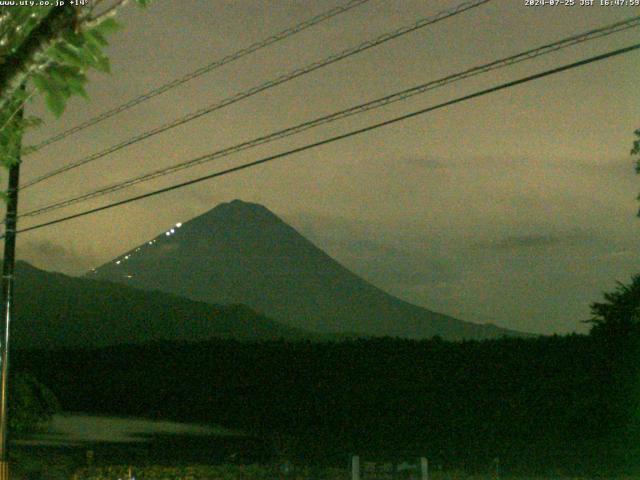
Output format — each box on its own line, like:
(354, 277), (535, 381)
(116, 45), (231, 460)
(90, 200), (526, 340)
(12, 261), (307, 349)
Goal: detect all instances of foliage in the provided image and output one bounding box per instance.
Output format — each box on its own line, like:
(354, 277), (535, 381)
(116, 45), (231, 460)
(9, 371), (60, 434)
(73, 464), (302, 480)
(14, 334), (640, 476)
(0, 0), (153, 171)
(586, 276), (640, 472)
(586, 275), (640, 338)
(11, 448), (79, 480)
(68, 464), (640, 480)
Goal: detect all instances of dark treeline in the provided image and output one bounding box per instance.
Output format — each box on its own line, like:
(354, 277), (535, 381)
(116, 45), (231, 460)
(13, 332), (639, 476)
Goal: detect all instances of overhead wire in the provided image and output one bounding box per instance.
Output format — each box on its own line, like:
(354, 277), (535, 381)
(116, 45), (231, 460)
(25, 0), (373, 153)
(19, 14), (640, 219)
(20, 0), (493, 189)
(11, 42), (640, 238)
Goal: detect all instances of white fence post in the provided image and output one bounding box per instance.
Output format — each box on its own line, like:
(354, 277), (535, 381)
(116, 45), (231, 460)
(352, 455), (360, 480)
(420, 457), (428, 480)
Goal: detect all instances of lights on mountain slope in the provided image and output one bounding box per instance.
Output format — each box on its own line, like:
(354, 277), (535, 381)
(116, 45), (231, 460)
(111, 221), (181, 267)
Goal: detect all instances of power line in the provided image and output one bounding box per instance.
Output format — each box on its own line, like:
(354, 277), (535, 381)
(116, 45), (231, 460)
(12, 42), (640, 238)
(20, 0), (492, 189)
(25, 0), (373, 153)
(19, 15), (640, 219)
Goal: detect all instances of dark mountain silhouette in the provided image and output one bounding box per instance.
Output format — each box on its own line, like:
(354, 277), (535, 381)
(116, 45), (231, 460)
(12, 261), (307, 349)
(90, 200), (526, 340)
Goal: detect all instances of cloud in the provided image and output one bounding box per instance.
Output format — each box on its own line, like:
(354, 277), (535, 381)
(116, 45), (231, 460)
(339, 240), (455, 286)
(285, 208), (636, 334)
(286, 212), (457, 288)
(17, 240), (98, 276)
(478, 231), (591, 250)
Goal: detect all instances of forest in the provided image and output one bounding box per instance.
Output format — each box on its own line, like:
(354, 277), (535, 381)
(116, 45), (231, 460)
(13, 326), (638, 477)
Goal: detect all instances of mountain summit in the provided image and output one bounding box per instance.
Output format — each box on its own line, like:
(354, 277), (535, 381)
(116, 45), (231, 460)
(90, 200), (524, 340)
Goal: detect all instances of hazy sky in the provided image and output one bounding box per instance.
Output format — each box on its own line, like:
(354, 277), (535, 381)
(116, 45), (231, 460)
(13, 0), (640, 335)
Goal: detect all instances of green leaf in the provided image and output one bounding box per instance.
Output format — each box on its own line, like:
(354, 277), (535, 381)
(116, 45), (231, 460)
(62, 30), (85, 49)
(66, 77), (88, 99)
(72, 39), (99, 66)
(632, 130), (640, 156)
(44, 90), (66, 118)
(21, 116), (43, 128)
(93, 53), (110, 73)
(82, 39), (110, 73)
(53, 43), (85, 68)
(86, 29), (109, 47)
(11, 88), (29, 104)
(53, 64), (84, 80)
(135, 0), (153, 7)
(47, 68), (72, 97)
(31, 73), (50, 95)
(91, 18), (122, 36)
(21, 145), (37, 156)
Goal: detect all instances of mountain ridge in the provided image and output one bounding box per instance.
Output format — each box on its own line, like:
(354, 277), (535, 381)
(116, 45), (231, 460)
(90, 200), (528, 340)
(12, 260), (310, 349)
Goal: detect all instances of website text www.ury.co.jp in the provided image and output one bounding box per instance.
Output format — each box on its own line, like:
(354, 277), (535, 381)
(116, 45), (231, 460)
(0, 1), (87, 7)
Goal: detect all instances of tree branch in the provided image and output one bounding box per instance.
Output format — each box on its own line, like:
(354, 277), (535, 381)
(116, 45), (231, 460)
(0, 88), (35, 133)
(0, 6), (76, 113)
(87, 0), (130, 25)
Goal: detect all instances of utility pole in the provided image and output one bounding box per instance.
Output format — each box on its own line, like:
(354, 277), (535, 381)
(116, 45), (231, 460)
(0, 104), (23, 480)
